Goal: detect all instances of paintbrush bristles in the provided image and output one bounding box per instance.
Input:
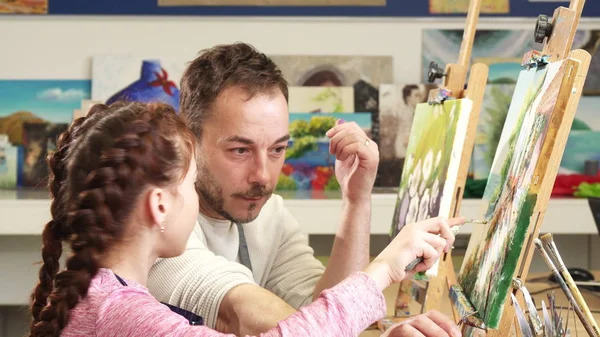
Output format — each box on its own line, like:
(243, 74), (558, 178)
(540, 233), (554, 245)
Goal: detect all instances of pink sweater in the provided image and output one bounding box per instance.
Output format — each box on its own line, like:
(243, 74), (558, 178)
(62, 268), (386, 337)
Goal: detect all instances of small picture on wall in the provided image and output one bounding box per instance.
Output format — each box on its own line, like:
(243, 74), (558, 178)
(0, 80), (90, 147)
(277, 112), (372, 196)
(92, 56), (186, 112)
(559, 96), (600, 174)
(429, 0), (508, 13)
(158, 0), (385, 6)
(378, 83), (439, 187)
(288, 86), (355, 113)
(473, 57), (522, 85)
(0, 79), (90, 189)
(0, 0), (47, 14)
(270, 54), (392, 147)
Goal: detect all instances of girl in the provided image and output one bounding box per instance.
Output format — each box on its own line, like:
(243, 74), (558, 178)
(28, 101), (460, 337)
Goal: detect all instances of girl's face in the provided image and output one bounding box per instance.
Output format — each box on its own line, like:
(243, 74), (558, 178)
(157, 156), (199, 258)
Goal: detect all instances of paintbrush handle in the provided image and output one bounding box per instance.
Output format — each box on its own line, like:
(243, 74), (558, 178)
(543, 236), (600, 337)
(552, 271), (597, 337)
(405, 257), (423, 271)
(535, 240), (598, 337)
(404, 222), (478, 272)
(558, 268), (600, 337)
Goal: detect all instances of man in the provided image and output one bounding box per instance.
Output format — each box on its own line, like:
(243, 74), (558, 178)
(147, 42), (459, 337)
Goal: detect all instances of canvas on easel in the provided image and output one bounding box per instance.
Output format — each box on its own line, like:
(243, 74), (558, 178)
(382, 0), (490, 326)
(458, 58), (573, 329)
(390, 98), (473, 257)
(454, 0), (592, 335)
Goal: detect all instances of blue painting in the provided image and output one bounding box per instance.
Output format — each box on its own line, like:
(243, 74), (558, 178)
(485, 60), (522, 84)
(559, 96), (600, 174)
(277, 112), (372, 193)
(422, 30), (539, 83)
(92, 56), (184, 112)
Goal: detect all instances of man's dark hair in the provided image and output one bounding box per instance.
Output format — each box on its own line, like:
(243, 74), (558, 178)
(402, 84), (420, 105)
(180, 42), (289, 139)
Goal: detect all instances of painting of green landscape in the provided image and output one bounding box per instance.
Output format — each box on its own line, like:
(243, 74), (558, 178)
(390, 98), (473, 276)
(458, 60), (568, 330)
(471, 84), (516, 179)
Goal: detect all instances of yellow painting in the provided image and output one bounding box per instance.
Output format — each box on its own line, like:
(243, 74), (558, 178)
(159, 0), (385, 6)
(0, 0), (47, 13)
(429, 0), (508, 13)
(288, 86), (354, 113)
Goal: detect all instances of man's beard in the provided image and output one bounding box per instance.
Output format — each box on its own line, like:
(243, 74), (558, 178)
(196, 163), (273, 224)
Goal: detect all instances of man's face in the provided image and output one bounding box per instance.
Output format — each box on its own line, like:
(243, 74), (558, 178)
(406, 89), (423, 108)
(195, 86), (289, 224)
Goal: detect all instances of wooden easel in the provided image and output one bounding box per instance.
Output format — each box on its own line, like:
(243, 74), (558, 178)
(389, 0), (490, 323)
(454, 0), (591, 336)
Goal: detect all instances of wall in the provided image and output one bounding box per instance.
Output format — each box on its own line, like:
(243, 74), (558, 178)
(1, 14), (600, 336)
(3, 16), (598, 82)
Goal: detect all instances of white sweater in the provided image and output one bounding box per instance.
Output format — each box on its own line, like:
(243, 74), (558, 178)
(147, 194), (326, 328)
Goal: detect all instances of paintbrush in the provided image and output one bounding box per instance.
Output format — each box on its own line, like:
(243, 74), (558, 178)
(404, 219), (488, 271)
(540, 233), (600, 337)
(449, 284), (487, 331)
(533, 239), (597, 337)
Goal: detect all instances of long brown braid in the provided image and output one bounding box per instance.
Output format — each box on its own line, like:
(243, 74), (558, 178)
(29, 103), (113, 327)
(28, 101), (195, 337)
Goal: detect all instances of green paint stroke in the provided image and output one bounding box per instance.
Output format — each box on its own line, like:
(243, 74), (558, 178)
(486, 193), (538, 328)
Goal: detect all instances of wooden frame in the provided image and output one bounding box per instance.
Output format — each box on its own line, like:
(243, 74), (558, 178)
(456, 0), (592, 336)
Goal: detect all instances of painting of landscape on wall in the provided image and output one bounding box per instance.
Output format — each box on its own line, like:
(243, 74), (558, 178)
(276, 113), (372, 197)
(474, 57), (522, 85)
(270, 54), (393, 146)
(422, 29), (538, 84)
(559, 96), (600, 174)
(471, 84), (516, 180)
(288, 86), (355, 113)
(0, 80), (90, 189)
(390, 98), (472, 240)
(0, 0), (47, 13)
(429, 0), (508, 13)
(458, 60), (569, 329)
(159, 0), (385, 5)
(424, 29), (600, 96)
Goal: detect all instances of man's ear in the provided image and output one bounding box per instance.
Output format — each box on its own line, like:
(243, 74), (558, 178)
(147, 187), (168, 231)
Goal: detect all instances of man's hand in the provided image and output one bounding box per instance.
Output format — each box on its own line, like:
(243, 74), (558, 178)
(381, 311), (462, 337)
(326, 119), (379, 205)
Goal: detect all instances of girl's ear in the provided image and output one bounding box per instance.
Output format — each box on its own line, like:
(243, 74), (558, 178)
(146, 187), (169, 232)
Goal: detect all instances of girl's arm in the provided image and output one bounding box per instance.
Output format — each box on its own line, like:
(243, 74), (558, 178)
(97, 272), (386, 337)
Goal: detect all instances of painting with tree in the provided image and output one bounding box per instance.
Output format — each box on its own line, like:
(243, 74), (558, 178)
(288, 86), (355, 113)
(458, 59), (571, 329)
(471, 84), (516, 179)
(390, 98), (472, 276)
(277, 113), (372, 198)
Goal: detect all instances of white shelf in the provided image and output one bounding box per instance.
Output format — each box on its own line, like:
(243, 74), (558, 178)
(0, 191), (597, 235)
